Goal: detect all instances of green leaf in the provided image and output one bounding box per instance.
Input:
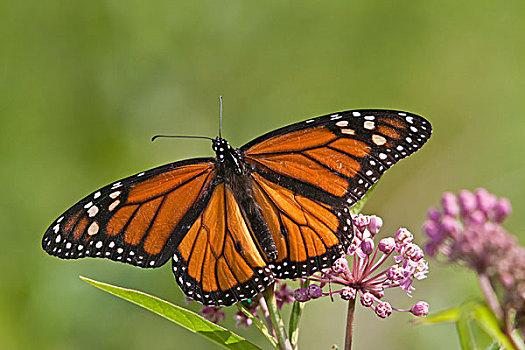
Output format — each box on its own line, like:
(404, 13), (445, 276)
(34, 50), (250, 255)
(457, 305), (478, 350)
(416, 302), (519, 350)
(80, 276), (261, 350)
(412, 307), (460, 325)
(484, 341), (502, 350)
(349, 183), (377, 215)
(471, 304), (515, 350)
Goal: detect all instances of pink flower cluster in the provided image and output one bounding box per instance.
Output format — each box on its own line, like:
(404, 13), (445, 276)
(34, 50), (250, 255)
(423, 188), (514, 274)
(294, 214), (429, 318)
(423, 188), (525, 332)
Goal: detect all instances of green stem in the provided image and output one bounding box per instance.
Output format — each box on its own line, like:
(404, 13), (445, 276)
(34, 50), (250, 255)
(236, 303), (278, 349)
(289, 280), (310, 349)
(263, 283), (293, 350)
(504, 308), (525, 350)
(344, 298), (356, 350)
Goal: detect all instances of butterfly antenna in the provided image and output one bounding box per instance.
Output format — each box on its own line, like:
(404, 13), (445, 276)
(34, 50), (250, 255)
(219, 95), (223, 138)
(151, 135), (214, 142)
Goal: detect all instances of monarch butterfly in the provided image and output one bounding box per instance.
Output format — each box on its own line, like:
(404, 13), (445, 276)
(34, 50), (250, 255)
(42, 108), (431, 306)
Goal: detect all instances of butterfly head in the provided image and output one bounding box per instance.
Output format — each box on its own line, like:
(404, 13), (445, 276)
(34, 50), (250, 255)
(213, 137), (243, 174)
(212, 137), (231, 161)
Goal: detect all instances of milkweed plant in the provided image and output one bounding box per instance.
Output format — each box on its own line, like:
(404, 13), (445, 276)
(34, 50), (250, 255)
(81, 188), (524, 349)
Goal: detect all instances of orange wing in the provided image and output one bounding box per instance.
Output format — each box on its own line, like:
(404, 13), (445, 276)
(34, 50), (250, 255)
(42, 160), (216, 268)
(250, 173), (353, 279)
(172, 183), (275, 306)
(242, 110), (432, 207)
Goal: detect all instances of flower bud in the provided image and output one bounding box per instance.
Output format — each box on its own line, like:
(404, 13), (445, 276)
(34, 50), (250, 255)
(360, 238), (374, 255)
(441, 216), (461, 239)
(340, 287), (356, 300)
(360, 292), (374, 307)
(378, 237), (395, 254)
(442, 192), (459, 216)
(410, 301), (429, 316)
(476, 188), (497, 214)
(427, 206), (441, 221)
(493, 197), (512, 223)
(422, 220), (442, 240)
(368, 215), (383, 235)
(458, 190), (477, 213)
(307, 284), (323, 299)
(375, 301), (392, 318)
(293, 288), (310, 302)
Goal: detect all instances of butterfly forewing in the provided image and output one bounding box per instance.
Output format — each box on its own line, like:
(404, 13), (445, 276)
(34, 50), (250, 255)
(242, 110), (432, 207)
(42, 159), (216, 268)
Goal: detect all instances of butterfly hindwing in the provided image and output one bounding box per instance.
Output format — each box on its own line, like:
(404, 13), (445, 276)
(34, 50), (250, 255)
(250, 173), (353, 279)
(172, 183), (275, 306)
(242, 110), (432, 207)
(42, 159), (216, 268)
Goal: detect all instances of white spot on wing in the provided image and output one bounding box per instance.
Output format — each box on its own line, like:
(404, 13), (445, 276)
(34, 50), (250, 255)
(87, 222), (99, 235)
(87, 205), (99, 217)
(109, 200), (120, 211)
(364, 121), (375, 130)
(109, 191), (121, 199)
(372, 134), (387, 145)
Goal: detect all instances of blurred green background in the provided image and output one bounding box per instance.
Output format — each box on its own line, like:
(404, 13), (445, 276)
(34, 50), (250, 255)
(2, 1), (524, 349)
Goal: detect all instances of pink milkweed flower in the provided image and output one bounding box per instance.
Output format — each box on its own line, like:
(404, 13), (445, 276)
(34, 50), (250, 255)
(200, 306), (226, 324)
(423, 188), (525, 333)
(294, 215), (430, 319)
(422, 189), (515, 274)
